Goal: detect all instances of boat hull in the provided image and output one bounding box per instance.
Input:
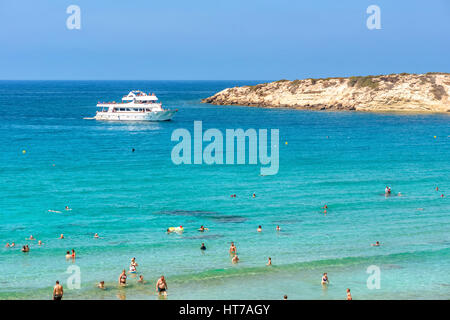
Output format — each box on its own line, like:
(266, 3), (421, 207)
(94, 110), (176, 121)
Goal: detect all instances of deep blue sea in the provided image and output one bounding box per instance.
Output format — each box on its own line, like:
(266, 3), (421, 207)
(0, 81), (449, 300)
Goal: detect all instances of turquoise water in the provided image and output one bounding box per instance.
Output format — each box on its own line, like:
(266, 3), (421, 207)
(0, 81), (449, 300)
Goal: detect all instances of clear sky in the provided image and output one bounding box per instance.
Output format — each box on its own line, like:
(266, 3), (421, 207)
(0, 0), (449, 80)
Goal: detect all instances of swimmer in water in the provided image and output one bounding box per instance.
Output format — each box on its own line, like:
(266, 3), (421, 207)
(266, 257), (272, 266)
(252, 193), (256, 198)
(138, 275), (146, 283)
(71, 249), (76, 258)
(346, 288), (352, 300)
(198, 225), (209, 232)
(94, 233), (99, 239)
(385, 186), (392, 195)
(229, 242), (237, 255)
(11, 242), (15, 247)
(28, 235), (35, 240)
(60, 234), (64, 239)
(276, 225), (281, 231)
(119, 270), (127, 286)
(65, 206), (71, 211)
(257, 225), (262, 232)
(200, 243), (206, 251)
(156, 276), (168, 297)
(65, 251), (71, 259)
(321, 273), (329, 285)
(371, 241), (380, 247)
(22, 245), (30, 253)
(38, 240), (42, 245)
(232, 255), (239, 264)
(5, 243), (10, 248)
(284, 295), (288, 300)
(98, 281), (105, 289)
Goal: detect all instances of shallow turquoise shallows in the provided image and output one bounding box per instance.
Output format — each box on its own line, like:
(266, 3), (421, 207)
(0, 81), (449, 300)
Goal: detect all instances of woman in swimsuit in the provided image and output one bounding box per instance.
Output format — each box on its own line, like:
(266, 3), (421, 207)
(119, 270), (127, 286)
(321, 273), (329, 285)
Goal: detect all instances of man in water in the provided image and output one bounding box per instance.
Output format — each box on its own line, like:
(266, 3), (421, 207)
(200, 243), (206, 250)
(119, 269), (127, 286)
(65, 251), (71, 259)
(138, 275), (145, 283)
(321, 273), (329, 285)
(276, 225), (281, 231)
(198, 225), (209, 232)
(229, 242), (237, 255)
(257, 225), (262, 232)
(53, 281), (63, 300)
(156, 276), (168, 297)
(371, 241), (381, 247)
(283, 295), (288, 300)
(266, 257), (272, 266)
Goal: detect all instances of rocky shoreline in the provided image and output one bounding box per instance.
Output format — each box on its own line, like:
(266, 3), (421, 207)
(202, 73), (450, 113)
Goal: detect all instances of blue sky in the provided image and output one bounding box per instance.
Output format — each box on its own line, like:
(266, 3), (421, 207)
(0, 0), (449, 80)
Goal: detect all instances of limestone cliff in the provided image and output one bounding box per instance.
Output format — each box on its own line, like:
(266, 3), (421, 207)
(202, 73), (450, 113)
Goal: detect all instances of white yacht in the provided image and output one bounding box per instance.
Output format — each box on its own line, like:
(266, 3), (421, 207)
(91, 90), (177, 121)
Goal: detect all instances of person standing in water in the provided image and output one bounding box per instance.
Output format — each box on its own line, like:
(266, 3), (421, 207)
(53, 281), (63, 300)
(229, 242), (237, 255)
(119, 269), (127, 286)
(232, 255), (239, 264)
(156, 276), (168, 297)
(266, 257), (272, 266)
(346, 288), (352, 300)
(257, 225), (262, 232)
(130, 258), (138, 270)
(321, 273), (329, 285)
(200, 243), (206, 251)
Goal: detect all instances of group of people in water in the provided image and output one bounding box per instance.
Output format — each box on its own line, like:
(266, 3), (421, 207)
(11, 185), (446, 300)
